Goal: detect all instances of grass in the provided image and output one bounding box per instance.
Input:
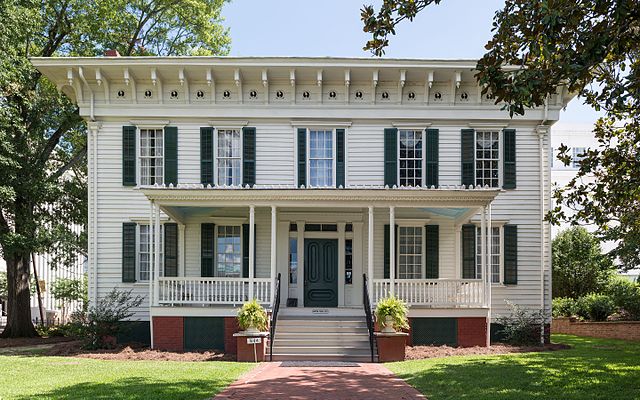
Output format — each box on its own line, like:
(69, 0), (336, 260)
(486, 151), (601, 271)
(387, 334), (640, 400)
(0, 351), (255, 400)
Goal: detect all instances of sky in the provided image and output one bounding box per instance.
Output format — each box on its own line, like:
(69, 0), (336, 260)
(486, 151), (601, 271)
(222, 0), (599, 125)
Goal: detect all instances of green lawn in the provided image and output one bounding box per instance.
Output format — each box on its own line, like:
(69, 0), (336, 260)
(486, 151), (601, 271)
(0, 351), (254, 400)
(388, 334), (640, 400)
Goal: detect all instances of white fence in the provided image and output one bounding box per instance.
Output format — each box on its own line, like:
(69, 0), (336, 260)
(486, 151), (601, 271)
(372, 279), (485, 307)
(157, 277), (271, 306)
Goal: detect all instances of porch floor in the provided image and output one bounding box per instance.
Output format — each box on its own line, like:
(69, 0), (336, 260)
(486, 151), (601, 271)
(215, 362), (424, 399)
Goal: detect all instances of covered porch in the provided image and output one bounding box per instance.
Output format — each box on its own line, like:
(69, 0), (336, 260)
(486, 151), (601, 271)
(140, 185), (500, 312)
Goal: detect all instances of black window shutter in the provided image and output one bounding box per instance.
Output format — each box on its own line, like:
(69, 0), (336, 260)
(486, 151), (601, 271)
(242, 224), (257, 278)
(461, 224), (476, 279)
(122, 126), (137, 186)
(461, 129), (475, 186)
(164, 223), (178, 277)
(384, 128), (398, 187)
(201, 223), (215, 277)
(242, 127), (256, 187)
(297, 128), (306, 187)
(336, 128), (345, 187)
(425, 225), (439, 279)
(164, 126), (178, 186)
(503, 224), (518, 284)
(200, 127), (214, 185)
(425, 128), (439, 187)
(122, 222), (137, 282)
(383, 224), (398, 279)
(503, 128), (516, 189)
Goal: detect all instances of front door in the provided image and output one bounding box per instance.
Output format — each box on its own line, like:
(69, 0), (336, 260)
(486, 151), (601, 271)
(304, 239), (338, 307)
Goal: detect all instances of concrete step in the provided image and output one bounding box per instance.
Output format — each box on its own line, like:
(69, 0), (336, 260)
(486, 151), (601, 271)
(269, 353), (376, 362)
(270, 345), (372, 355)
(275, 325), (369, 334)
(273, 338), (370, 347)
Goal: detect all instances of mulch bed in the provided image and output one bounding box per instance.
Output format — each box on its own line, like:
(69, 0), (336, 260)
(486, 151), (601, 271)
(44, 340), (235, 361)
(405, 342), (571, 360)
(0, 336), (75, 349)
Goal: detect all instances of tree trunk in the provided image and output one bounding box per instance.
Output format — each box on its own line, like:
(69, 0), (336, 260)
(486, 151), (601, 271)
(0, 253), (38, 338)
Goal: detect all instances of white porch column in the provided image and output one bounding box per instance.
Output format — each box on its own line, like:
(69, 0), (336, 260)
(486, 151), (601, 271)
(480, 206), (487, 307)
(487, 203), (493, 347)
(178, 224), (186, 277)
(154, 202), (161, 306)
(389, 206), (396, 296)
(148, 200), (154, 310)
(249, 205), (255, 300)
(367, 206), (374, 298)
(270, 206), (277, 304)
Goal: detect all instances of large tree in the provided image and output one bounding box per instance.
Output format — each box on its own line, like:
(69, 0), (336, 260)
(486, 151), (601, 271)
(362, 0), (640, 269)
(0, 0), (230, 338)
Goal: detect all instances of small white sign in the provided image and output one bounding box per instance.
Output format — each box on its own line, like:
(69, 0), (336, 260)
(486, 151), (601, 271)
(247, 337), (262, 344)
(312, 308), (329, 314)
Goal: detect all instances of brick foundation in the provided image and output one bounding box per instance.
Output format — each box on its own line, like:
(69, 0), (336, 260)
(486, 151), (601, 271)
(224, 317), (240, 354)
(552, 318), (640, 341)
(153, 317), (184, 351)
(458, 317), (488, 347)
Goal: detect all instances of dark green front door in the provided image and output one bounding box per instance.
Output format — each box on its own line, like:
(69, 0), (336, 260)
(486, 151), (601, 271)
(304, 239), (338, 307)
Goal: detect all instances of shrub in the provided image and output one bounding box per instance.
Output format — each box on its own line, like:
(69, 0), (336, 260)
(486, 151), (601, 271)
(237, 299), (268, 331)
(577, 293), (615, 321)
(552, 297), (577, 318)
(374, 296), (409, 330)
(496, 301), (545, 345)
(605, 277), (640, 320)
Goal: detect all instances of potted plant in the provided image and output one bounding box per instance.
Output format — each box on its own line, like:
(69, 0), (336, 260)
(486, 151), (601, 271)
(375, 295), (409, 333)
(237, 299), (268, 333)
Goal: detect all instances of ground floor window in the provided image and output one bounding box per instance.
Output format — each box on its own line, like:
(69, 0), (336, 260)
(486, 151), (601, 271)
(138, 224), (163, 281)
(216, 225), (241, 277)
(289, 237), (298, 284)
(398, 226), (423, 279)
(476, 226), (501, 283)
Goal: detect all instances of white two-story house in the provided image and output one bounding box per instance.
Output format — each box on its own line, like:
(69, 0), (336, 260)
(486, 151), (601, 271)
(33, 56), (570, 360)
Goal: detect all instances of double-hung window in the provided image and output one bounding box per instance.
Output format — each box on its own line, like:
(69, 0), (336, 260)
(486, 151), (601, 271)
(138, 224), (163, 281)
(398, 226), (423, 279)
(476, 226), (501, 283)
(216, 225), (242, 277)
(572, 147), (585, 169)
(399, 129), (423, 187)
(308, 129), (334, 187)
(140, 128), (164, 186)
(217, 129), (242, 186)
(475, 131), (500, 188)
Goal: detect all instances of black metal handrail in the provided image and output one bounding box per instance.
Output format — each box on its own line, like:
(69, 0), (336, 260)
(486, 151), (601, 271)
(363, 273), (375, 363)
(269, 273), (281, 361)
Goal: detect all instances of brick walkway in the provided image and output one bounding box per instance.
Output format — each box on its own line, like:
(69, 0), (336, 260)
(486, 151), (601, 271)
(215, 362), (425, 400)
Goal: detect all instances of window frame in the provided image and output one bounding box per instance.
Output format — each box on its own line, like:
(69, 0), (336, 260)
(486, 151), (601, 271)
(396, 224), (426, 280)
(473, 224), (505, 284)
(136, 223), (164, 282)
(214, 224), (243, 278)
(397, 128), (425, 187)
(213, 127), (243, 186)
(288, 235), (298, 286)
(137, 127), (165, 187)
(572, 147), (586, 169)
(474, 130), (502, 188)
(306, 128), (337, 188)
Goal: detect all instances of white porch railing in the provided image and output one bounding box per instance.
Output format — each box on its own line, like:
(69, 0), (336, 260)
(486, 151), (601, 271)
(372, 279), (485, 308)
(157, 277), (272, 306)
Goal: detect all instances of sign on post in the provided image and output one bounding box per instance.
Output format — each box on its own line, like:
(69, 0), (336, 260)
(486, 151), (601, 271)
(247, 337), (262, 344)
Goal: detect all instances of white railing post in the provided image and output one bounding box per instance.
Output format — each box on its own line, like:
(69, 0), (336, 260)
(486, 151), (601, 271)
(249, 205), (255, 300)
(270, 205), (277, 305)
(368, 206), (374, 297)
(389, 206), (395, 296)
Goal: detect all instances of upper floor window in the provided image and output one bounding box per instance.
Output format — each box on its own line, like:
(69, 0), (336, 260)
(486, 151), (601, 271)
(140, 128), (164, 186)
(399, 129), (423, 187)
(475, 131), (500, 188)
(217, 129), (242, 186)
(138, 224), (163, 281)
(476, 226), (501, 283)
(398, 226), (423, 279)
(216, 225), (241, 277)
(572, 147), (586, 168)
(308, 129), (334, 187)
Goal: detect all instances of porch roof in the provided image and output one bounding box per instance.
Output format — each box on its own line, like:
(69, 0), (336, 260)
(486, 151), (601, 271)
(139, 184), (501, 211)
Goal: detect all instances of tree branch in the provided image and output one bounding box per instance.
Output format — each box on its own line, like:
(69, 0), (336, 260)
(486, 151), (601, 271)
(49, 146), (87, 182)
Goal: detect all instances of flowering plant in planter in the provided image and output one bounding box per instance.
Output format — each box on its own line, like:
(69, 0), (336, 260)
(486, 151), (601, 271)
(375, 295), (409, 333)
(237, 299), (268, 333)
